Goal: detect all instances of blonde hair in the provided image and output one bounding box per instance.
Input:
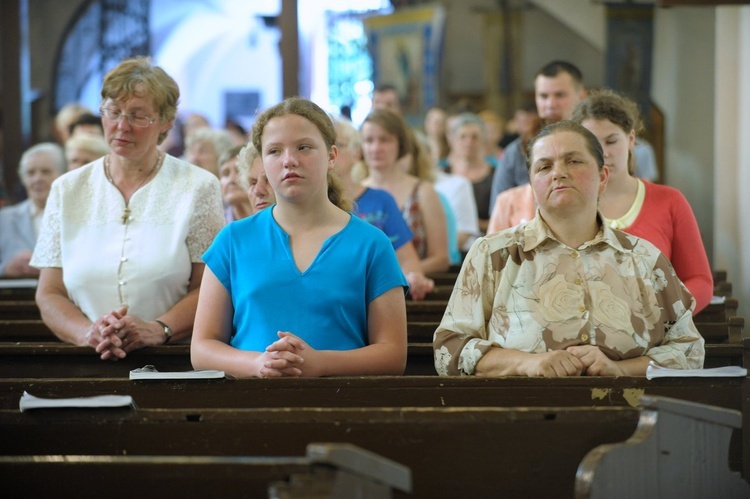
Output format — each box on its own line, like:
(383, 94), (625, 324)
(64, 134), (109, 158)
(332, 116), (361, 156)
(251, 97), (352, 212)
(54, 103), (91, 140)
(406, 129), (435, 182)
(101, 57), (179, 145)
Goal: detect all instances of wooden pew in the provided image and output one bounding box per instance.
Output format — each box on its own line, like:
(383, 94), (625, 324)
(0, 300), (39, 320)
(0, 343), (193, 377)
(0, 404), (642, 497)
(576, 396), (750, 499)
(0, 341), (441, 377)
(0, 335), (744, 378)
(0, 375), (743, 412)
(0, 442), (412, 499)
(0, 319), (52, 341)
(0, 279), (36, 301)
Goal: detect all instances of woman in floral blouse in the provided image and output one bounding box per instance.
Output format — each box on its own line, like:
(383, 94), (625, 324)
(433, 121), (704, 377)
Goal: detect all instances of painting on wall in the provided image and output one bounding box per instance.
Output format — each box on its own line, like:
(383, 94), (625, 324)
(364, 5), (445, 121)
(605, 4), (654, 127)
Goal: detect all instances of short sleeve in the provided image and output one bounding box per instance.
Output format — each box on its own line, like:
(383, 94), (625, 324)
(187, 176), (225, 262)
(202, 222), (234, 294)
(365, 227), (409, 303)
(434, 237), (499, 376)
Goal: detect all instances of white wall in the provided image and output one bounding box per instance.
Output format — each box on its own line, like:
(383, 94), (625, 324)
(715, 6), (750, 322)
(532, 0), (605, 53)
(520, 7), (604, 91)
(651, 7), (715, 265)
(441, 0), (498, 96)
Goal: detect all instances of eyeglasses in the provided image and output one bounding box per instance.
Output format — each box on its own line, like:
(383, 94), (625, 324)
(100, 107), (158, 128)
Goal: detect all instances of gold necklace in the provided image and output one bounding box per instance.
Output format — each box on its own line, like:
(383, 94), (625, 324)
(104, 152), (163, 224)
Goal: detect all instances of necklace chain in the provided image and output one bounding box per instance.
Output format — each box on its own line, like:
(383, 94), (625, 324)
(104, 152), (163, 224)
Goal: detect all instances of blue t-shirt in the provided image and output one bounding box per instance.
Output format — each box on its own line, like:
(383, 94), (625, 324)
(353, 187), (413, 251)
(203, 207), (407, 352)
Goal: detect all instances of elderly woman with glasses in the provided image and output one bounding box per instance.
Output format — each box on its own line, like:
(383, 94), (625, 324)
(31, 57), (224, 360)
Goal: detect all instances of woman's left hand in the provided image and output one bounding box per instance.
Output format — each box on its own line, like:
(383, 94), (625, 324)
(565, 345), (623, 376)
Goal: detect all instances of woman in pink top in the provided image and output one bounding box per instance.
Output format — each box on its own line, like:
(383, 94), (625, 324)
(573, 90), (713, 313)
(486, 183), (535, 234)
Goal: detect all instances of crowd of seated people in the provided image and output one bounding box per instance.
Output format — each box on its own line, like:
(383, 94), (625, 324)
(0, 55), (716, 379)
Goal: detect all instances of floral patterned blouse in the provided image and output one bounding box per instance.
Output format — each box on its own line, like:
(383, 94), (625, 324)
(433, 212), (705, 376)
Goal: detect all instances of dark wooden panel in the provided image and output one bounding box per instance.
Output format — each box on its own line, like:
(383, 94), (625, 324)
(0, 405), (641, 498)
(0, 375), (742, 411)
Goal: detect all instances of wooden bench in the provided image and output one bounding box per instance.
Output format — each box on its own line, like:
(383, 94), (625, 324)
(0, 375), (743, 412)
(0, 404), (642, 497)
(0, 442), (411, 499)
(0, 339), (744, 378)
(0, 341), (444, 377)
(576, 395), (750, 498)
(0, 279), (36, 301)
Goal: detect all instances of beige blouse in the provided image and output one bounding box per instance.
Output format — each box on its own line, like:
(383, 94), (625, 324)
(433, 212), (705, 376)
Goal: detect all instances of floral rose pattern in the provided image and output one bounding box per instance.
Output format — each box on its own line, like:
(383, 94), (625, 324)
(433, 215), (705, 375)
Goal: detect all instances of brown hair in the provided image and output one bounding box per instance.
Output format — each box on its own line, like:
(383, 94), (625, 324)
(100, 57), (179, 145)
(526, 120), (604, 172)
(251, 97), (351, 212)
(361, 109), (412, 160)
(571, 89), (642, 175)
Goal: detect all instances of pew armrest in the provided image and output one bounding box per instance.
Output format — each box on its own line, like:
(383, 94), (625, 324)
(575, 395), (750, 499)
(306, 442), (412, 493)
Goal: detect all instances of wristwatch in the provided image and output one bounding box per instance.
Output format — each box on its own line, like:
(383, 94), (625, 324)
(155, 320), (173, 344)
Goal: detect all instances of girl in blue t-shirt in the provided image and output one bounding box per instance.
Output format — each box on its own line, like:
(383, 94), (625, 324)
(192, 97), (408, 378)
(332, 116), (435, 300)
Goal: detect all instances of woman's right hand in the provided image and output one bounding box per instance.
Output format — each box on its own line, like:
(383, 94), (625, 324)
(406, 272), (435, 301)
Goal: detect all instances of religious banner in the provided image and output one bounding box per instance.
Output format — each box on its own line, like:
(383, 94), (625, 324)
(364, 5), (446, 119)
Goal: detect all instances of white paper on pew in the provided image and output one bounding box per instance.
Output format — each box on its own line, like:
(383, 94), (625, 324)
(0, 278), (38, 288)
(710, 295), (726, 305)
(646, 361), (747, 380)
(19, 391), (134, 412)
(129, 365), (225, 380)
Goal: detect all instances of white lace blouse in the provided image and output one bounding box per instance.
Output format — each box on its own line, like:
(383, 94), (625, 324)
(30, 155), (225, 321)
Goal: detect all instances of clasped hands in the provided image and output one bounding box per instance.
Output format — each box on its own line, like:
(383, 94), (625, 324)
(255, 331), (321, 378)
(84, 306), (167, 360)
(525, 345), (623, 377)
